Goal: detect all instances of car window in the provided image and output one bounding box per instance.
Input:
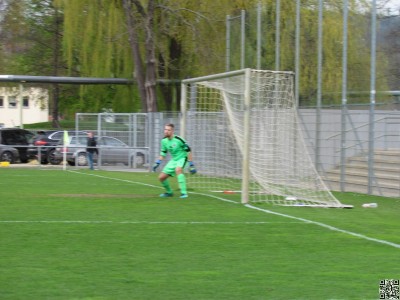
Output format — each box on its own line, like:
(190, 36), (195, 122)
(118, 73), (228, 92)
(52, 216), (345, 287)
(3, 131), (22, 144)
(1, 130), (33, 145)
(100, 137), (125, 147)
(78, 136), (88, 145)
(49, 131), (64, 140)
(62, 136), (86, 145)
(25, 131), (35, 143)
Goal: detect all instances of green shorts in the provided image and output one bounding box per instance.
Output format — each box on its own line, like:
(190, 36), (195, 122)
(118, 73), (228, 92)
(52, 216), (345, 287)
(162, 158), (188, 177)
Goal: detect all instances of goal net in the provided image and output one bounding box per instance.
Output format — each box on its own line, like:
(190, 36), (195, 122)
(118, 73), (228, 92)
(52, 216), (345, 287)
(181, 69), (345, 207)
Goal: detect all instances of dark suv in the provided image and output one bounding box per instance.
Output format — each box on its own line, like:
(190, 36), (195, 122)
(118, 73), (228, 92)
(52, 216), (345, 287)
(0, 128), (35, 163)
(28, 130), (87, 165)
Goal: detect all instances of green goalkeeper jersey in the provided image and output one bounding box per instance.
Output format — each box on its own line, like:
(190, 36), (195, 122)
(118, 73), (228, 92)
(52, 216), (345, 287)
(160, 135), (190, 161)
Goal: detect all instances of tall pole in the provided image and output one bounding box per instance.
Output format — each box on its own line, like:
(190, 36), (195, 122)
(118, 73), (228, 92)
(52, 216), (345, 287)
(340, 0), (349, 192)
(226, 15), (231, 71)
(295, 0), (301, 107)
(241, 10), (246, 69)
(368, 0), (377, 194)
(315, 0), (323, 172)
(257, 2), (262, 70)
(275, 0), (281, 71)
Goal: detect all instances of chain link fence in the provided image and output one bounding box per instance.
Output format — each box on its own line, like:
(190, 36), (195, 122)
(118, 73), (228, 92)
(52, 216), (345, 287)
(74, 109), (400, 197)
(7, 108), (400, 198)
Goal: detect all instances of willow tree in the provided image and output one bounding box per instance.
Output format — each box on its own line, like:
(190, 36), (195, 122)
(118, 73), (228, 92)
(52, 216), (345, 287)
(55, 0), (193, 112)
(54, 0), (385, 112)
(54, 0), (255, 112)
(53, 0), (134, 113)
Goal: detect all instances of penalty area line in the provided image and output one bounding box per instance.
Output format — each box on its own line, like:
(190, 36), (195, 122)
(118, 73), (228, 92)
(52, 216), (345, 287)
(245, 204), (400, 249)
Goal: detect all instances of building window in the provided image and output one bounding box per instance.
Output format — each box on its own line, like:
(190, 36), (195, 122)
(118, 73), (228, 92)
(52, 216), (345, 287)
(8, 96), (17, 108)
(23, 96), (29, 108)
(0, 96), (3, 107)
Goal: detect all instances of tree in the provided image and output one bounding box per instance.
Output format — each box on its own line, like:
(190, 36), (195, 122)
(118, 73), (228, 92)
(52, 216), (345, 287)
(54, 0), (249, 112)
(122, 0), (157, 112)
(3, 0), (393, 116)
(0, 0), (69, 127)
(54, 0), (140, 113)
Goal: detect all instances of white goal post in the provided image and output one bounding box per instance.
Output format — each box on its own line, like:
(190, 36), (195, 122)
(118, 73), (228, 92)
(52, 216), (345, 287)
(180, 68), (349, 208)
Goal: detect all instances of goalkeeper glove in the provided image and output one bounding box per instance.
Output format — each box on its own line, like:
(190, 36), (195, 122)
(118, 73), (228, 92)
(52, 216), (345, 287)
(152, 159), (161, 172)
(189, 161), (197, 174)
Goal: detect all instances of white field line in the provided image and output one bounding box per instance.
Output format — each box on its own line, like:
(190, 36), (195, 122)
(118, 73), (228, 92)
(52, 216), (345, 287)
(0, 220), (303, 224)
(245, 204), (400, 249)
(66, 171), (400, 249)
(7, 170), (400, 249)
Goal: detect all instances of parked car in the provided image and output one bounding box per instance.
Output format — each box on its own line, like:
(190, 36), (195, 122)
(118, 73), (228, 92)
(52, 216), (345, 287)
(28, 130), (87, 165)
(0, 128), (35, 163)
(54, 135), (147, 167)
(0, 144), (20, 163)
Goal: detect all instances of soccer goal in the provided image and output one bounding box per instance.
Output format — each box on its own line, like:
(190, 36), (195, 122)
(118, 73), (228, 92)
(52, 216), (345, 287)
(181, 68), (349, 208)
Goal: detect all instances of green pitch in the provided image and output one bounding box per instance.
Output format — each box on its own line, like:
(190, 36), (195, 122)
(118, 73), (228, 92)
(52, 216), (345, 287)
(0, 168), (398, 299)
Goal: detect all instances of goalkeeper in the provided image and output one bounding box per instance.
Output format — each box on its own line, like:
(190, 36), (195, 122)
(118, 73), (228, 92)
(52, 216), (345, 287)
(152, 123), (196, 199)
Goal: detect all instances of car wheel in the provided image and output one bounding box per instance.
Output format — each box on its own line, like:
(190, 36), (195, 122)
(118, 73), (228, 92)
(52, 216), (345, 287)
(130, 152), (145, 167)
(76, 152), (88, 166)
(48, 149), (62, 165)
(0, 151), (15, 163)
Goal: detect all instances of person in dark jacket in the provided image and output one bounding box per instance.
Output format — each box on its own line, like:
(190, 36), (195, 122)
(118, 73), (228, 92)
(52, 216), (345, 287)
(86, 131), (98, 170)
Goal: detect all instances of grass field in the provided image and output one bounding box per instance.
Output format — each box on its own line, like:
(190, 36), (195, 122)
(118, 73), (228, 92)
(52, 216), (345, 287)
(0, 167), (399, 300)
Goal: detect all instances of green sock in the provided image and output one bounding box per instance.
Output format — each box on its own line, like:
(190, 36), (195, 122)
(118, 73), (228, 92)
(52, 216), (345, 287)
(161, 180), (172, 194)
(177, 174), (187, 194)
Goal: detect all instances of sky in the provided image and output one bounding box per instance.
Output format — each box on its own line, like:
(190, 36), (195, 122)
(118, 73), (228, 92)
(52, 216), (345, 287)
(381, 0), (400, 14)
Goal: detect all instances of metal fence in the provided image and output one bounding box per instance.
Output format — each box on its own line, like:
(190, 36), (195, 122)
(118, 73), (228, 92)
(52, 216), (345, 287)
(8, 109), (398, 197)
(72, 109), (400, 197)
(74, 112), (181, 171)
(300, 108), (400, 197)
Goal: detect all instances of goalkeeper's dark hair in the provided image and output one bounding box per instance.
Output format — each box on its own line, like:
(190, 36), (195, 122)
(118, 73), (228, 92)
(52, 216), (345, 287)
(165, 123), (174, 128)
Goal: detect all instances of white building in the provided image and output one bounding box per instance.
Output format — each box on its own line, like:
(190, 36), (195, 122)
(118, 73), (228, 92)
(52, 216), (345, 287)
(0, 87), (49, 128)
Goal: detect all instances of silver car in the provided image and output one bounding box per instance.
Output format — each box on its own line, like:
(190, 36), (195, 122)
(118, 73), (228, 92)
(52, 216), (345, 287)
(54, 135), (147, 167)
